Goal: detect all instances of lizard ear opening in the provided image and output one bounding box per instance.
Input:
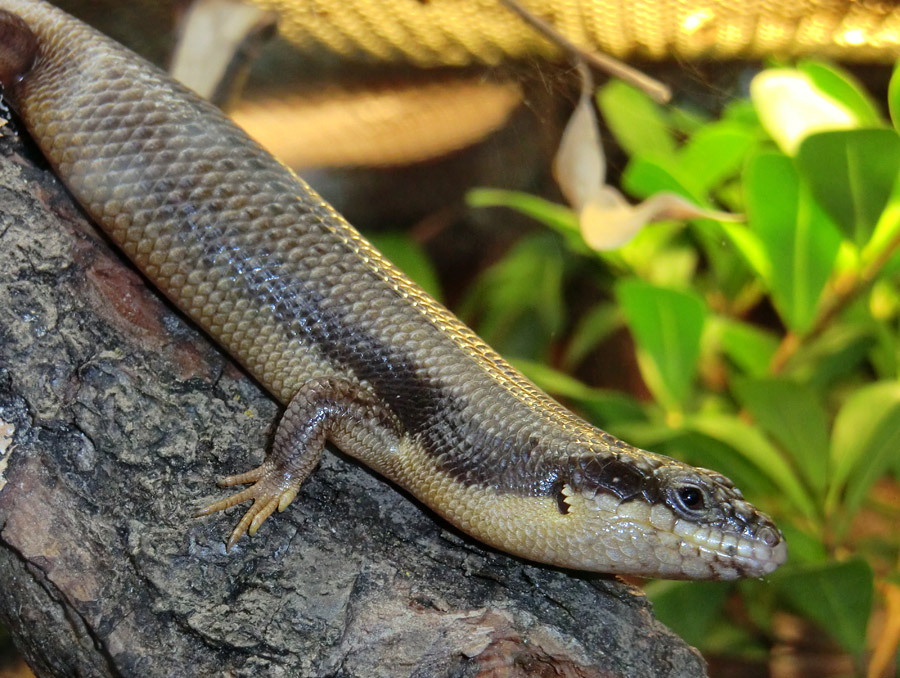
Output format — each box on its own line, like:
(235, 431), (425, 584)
(554, 483), (570, 515)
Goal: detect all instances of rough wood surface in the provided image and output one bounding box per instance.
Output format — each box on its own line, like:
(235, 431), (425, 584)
(0, 117), (707, 678)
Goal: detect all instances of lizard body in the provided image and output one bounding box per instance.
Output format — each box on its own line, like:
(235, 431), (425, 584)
(0, 0), (786, 579)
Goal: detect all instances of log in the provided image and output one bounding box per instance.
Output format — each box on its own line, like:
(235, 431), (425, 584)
(0, 115), (707, 677)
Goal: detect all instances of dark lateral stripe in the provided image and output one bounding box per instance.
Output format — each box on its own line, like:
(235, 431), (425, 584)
(170, 188), (578, 496)
(156, 155), (662, 501)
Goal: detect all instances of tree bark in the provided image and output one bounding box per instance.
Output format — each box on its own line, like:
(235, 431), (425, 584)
(0, 118), (707, 678)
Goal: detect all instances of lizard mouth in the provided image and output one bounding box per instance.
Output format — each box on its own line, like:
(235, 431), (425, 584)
(566, 492), (788, 579)
(673, 520), (788, 578)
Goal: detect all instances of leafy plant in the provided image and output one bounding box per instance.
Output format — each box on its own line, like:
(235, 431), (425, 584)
(468, 60), (900, 672)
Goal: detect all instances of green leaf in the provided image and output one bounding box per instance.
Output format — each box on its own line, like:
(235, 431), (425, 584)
(862, 181), (900, 262)
(511, 359), (609, 402)
(798, 61), (883, 127)
(657, 431), (776, 498)
(466, 188), (588, 254)
(460, 233), (565, 358)
(738, 579), (779, 637)
(692, 622), (767, 658)
(745, 152), (842, 332)
(636, 244), (698, 288)
(645, 581), (731, 648)
(686, 413), (817, 520)
(715, 317), (778, 377)
(622, 156), (700, 202)
(581, 398), (648, 429)
(618, 220), (684, 275)
(691, 220), (754, 300)
(796, 130), (900, 247)
(512, 359), (644, 423)
(734, 378), (828, 497)
(610, 421), (685, 451)
(773, 558), (873, 655)
(616, 280), (706, 408)
(784, 322), (875, 387)
(367, 232), (441, 300)
(870, 316), (900, 380)
(596, 80), (676, 160)
(718, 222), (771, 283)
(465, 189), (577, 233)
(776, 523), (827, 565)
(827, 381), (900, 523)
(562, 303), (622, 370)
(722, 98), (762, 128)
(678, 121), (757, 193)
(890, 61), (900, 133)
(668, 105), (710, 136)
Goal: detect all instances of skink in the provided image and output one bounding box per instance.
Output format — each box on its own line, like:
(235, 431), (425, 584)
(0, 0), (786, 580)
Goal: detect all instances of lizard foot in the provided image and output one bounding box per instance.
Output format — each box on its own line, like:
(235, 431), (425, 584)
(195, 460), (303, 551)
(194, 378), (396, 551)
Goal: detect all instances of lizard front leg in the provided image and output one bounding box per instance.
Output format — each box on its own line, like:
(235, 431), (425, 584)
(197, 377), (402, 550)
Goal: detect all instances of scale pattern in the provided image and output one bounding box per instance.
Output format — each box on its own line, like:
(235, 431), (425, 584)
(0, 0), (787, 579)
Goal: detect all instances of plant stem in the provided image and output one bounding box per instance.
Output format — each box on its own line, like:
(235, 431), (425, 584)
(499, 0), (671, 103)
(769, 224), (900, 374)
(867, 564), (900, 678)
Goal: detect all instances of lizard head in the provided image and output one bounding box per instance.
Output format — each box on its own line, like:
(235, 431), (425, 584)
(552, 453), (788, 579)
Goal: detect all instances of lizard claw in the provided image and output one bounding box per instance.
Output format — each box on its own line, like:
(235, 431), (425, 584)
(195, 460), (303, 550)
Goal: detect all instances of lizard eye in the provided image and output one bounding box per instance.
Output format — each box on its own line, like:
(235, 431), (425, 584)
(675, 485), (706, 512)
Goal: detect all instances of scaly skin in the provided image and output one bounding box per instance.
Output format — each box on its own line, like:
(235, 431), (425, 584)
(0, 0), (786, 579)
